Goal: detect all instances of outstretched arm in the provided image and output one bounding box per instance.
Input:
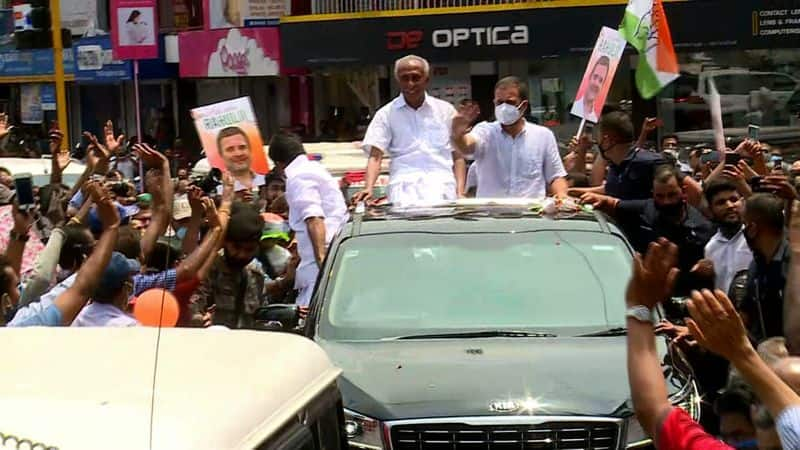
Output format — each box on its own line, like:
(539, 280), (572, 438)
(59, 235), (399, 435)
(53, 182), (120, 324)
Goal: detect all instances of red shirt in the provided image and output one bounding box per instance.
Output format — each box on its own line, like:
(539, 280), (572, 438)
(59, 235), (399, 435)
(658, 407), (732, 450)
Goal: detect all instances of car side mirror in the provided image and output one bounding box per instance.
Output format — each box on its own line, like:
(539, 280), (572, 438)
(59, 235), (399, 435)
(254, 304), (300, 331)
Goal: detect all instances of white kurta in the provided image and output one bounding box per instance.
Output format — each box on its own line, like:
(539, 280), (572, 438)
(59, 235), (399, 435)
(362, 93), (457, 207)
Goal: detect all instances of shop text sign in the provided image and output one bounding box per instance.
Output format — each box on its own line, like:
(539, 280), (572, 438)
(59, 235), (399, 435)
(178, 27), (280, 77)
(386, 26), (528, 50)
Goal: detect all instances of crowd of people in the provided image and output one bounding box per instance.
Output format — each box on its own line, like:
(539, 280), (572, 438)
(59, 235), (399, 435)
(2, 53), (800, 447)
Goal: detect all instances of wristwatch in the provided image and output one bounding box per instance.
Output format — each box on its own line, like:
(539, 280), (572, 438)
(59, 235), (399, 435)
(9, 229), (29, 242)
(626, 305), (654, 324)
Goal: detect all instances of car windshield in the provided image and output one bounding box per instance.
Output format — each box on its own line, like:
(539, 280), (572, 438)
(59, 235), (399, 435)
(319, 230), (631, 341)
(713, 73), (798, 95)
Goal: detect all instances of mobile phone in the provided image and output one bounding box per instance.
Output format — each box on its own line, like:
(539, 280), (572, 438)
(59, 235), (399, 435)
(701, 151), (720, 164)
(750, 176), (768, 192)
(748, 124), (760, 141)
(13, 173), (35, 210)
(725, 152), (741, 166)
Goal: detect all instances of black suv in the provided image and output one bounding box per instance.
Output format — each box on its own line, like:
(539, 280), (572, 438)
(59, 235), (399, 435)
(262, 201), (699, 450)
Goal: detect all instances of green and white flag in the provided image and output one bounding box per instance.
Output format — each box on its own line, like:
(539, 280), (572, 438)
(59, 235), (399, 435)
(619, 0), (680, 99)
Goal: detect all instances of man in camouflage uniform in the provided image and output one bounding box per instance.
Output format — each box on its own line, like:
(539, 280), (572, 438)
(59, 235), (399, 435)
(190, 202), (265, 328)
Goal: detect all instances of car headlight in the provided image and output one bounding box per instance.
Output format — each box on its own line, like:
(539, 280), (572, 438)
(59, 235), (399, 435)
(625, 381), (700, 448)
(344, 408), (385, 449)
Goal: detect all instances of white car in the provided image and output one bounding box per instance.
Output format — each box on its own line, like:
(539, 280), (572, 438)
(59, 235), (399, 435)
(0, 157), (87, 187)
(0, 327), (346, 449)
(698, 69), (799, 115)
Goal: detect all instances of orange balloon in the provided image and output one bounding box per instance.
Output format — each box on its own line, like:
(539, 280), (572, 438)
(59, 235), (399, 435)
(133, 289), (179, 327)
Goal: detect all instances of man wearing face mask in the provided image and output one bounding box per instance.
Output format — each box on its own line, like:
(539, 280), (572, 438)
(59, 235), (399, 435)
(739, 193), (790, 343)
(577, 111), (666, 201)
(584, 165), (714, 296)
(451, 76), (568, 198)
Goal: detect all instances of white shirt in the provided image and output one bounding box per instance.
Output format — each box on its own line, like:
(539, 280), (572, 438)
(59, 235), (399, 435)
(705, 227), (753, 293)
(72, 302), (139, 327)
(285, 155), (349, 305)
(468, 121), (567, 199)
(215, 173), (266, 195)
(362, 93), (457, 205)
(570, 98), (599, 123)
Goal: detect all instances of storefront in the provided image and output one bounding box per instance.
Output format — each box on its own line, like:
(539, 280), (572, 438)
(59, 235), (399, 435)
(0, 48), (76, 155)
(281, 0), (800, 143)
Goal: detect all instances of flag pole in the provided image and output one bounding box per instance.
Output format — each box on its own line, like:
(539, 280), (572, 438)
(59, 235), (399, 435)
(575, 118), (587, 140)
(49, 0), (68, 150)
(134, 60), (143, 190)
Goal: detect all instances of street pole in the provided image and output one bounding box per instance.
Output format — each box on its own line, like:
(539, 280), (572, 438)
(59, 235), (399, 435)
(49, 0), (68, 151)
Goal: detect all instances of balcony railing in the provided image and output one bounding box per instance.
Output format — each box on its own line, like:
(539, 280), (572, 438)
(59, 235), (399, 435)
(311, 0), (537, 15)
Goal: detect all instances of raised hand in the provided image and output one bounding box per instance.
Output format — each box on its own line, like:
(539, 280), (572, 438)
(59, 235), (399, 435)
(84, 180), (120, 229)
(221, 172), (235, 204)
(133, 143), (168, 169)
(203, 197), (221, 229)
(790, 201), (800, 254)
(568, 135), (592, 155)
(351, 189), (373, 206)
(686, 289), (751, 362)
(11, 202), (33, 235)
(103, 120), (125, 156)
(187, 186), (205, 216)
(642, 117), (661, 134)
(0, 113), (15, 140)
(452, 102), (480, 137)
(48, 128), (64, 154)
(625, 238), (680, 308)
(761, 175), (799, 200)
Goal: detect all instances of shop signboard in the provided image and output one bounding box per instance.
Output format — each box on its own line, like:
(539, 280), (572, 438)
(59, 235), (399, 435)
(0, 49), (75, 77)
(110, 0), (159, 60)
(40, 84), (55, 111)
(61, 0), (99, 35)
(570, 27), (626, 124)
(20, 84), (42, 124)
(178, 27), (280, 77)
(190, 96), (270, 175)
(281, 0), (800, 67)
(74, 36), (133, 83)
(205, 0), (289, 29)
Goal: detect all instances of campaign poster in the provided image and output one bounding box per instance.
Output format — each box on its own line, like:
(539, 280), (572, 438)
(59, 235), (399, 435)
(110, 0), (159, 60)
(570, 26), (626, 124)
(191, 97), (269, 174)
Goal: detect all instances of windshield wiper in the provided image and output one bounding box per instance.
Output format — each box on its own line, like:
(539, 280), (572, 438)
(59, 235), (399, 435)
(577, 327), (627, 337)
(390, 330), (557, 340)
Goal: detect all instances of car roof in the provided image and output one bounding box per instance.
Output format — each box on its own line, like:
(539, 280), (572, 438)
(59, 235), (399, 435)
(0, 328), (340, 450)
(345, 199), (621, 236)
(0, 157), (87, 187)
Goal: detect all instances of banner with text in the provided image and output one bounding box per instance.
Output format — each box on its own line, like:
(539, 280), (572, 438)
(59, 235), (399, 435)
(205, 0), (288, 29)
(191, 97), (269, 174)
(570, 26), (626, 124)
(179, 27), (280, 77)
(110, 0), (159, 60)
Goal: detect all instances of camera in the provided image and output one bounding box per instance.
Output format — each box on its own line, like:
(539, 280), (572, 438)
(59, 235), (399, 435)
(191, 168), (222, 194)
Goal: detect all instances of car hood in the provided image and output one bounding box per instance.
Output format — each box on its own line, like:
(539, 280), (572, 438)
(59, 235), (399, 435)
(320, 336), (675, 421)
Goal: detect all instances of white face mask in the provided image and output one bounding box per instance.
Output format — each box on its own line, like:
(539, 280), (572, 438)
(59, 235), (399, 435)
(494, 102), (523, 126)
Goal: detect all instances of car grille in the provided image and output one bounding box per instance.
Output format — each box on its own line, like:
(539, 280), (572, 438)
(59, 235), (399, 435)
(390, 421), (621, 450)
